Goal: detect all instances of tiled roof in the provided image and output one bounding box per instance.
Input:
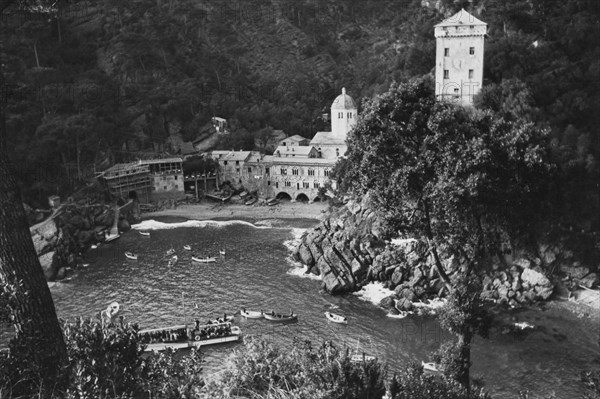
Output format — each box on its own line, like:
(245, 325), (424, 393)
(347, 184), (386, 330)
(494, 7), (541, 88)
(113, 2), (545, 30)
(310, 132), (347, 146)
(274, 145), (316, 156)
(331, 88), (356, 110)
(434, 9), (486, 27)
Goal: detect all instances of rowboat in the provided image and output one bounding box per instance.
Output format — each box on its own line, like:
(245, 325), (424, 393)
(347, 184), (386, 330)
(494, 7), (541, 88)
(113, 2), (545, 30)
(183, 245), (192, 251)
(105, 232), (120, 242)
(166, 248), (176, 256)
(219, 249), (226, 256)
(514, 322), (534, 330)
(263, 312), (297, 322)
(267, 198), (280, 206)
(192, 256), (216, 263)
(168, 255), (178, 267)
(240, 309), (263, 319)
(325, 311), (347, 324)
(138, 322), (241, 352)
(421, 361), (439, 372)
(239, 191), (248, 198)
(245, 197), (257, 206)
(139, 231), (150, 236)
(124, 251), (138, 260)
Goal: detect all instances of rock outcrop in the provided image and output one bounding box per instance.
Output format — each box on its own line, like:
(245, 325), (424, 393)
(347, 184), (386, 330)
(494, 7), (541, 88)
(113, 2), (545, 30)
(294, 196), (594, 307)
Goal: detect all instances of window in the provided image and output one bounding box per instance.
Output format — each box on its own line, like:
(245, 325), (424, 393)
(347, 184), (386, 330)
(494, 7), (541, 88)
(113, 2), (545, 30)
(239, 179), (242, 183)
(224, 161), (228, 165)
(303, 182), (309, 189)
(275, 182), (279, 188)
(281, 168), (287, 175)
(470, 25), (474, 29)
(174, 175), (178, 180)
(339, 112), (343, 118)
(308, 169), (315, 176)
(235, 161), (239, 165)
(175, 184), (178, 189)
(336, 148), (340, 157)
(236, 168), (240, 173)
(314, 182), (320, 188)
(268, 181), (271, 186)
(248, 167), (252, 173)
(469, 47), (474, 55)
(292, 169), (299, 176)
(443, 70), (449, 79)
(282, 142), (286, 146)
(324, 170), (330, 177)
(285, 181), (291, 187)
(265, 167), (270, 175)
(468, 69), (474, 79)
(444, 48), (449, 56)
(163, 186), (167, 190)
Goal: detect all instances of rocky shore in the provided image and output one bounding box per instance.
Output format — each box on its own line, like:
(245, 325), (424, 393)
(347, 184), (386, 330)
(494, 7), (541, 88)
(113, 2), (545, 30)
(29, 199), (137, 280)
(294, 195), (599, 313)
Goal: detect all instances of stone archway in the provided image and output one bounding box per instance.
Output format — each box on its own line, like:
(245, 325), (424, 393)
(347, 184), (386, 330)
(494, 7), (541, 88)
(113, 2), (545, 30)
(275, 192), (292, 201)
(312, 196), (321, 202)
(296, 193), (309, 203)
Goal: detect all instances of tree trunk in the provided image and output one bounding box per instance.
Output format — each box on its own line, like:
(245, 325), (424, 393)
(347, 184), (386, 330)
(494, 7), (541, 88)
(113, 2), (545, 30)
(456, 331), (472, 390)
(0, 135), (67, 392)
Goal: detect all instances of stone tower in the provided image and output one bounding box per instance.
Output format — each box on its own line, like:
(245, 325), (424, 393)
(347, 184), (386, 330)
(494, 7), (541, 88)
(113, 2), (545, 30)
(330, 88), (357, 139)
(434, 9), (487, 106)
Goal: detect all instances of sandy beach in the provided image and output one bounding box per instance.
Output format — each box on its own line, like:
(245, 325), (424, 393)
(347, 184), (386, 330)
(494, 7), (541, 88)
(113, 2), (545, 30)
(143, 201), (329, 227)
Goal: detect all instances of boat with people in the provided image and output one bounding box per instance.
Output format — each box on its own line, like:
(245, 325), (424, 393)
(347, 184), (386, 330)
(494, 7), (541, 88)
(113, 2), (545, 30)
(421, 361), (439, 372)
(183, 245), (192, 251)
(325, 311), (348, 324)
(167, 255), (178, 267)
(192, 256), (216, 263)
(124, 251), (138, 260)
(166, 248), (176, 256)
(138, 321), (241, 352)
(263, 311), (297, 322)
(139, 231), (150, 236)
(240, 309), (263, 319)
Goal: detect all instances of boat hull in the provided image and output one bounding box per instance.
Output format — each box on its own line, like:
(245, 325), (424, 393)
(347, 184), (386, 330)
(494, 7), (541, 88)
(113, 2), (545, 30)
(240, 310), (263, 319)
(325, 312), (347, 324)
(192, 257), (216, 263)
(263, 313), (297, 322)
(143, 334), (241, 352)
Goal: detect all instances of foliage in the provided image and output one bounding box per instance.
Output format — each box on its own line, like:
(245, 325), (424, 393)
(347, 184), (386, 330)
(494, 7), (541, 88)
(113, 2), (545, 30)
(206, 337), (386, 399)
(183, 155), (218, 175)
(388, 365), (491, 399)
(0, 318), (205, 398)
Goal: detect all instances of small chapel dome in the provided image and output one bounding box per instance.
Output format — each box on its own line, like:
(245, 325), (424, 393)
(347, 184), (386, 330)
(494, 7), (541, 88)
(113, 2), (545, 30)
(331, 87), (356, 110)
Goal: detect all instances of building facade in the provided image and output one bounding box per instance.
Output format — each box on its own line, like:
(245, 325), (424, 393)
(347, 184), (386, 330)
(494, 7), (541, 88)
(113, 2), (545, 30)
(434, 9), (487, 105)
(208, 88), (354, 202)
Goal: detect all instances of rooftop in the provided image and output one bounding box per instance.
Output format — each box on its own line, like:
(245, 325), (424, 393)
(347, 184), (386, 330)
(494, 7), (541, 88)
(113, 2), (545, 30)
(331, 87), (357, 110)
(271, 157), (338, 166)
(434, 9), (487, 28)
(139, 157), (183, 165)
(284, 135), (309, 143)
(310, 132), (348, 146)
(274, 145), (316, 156)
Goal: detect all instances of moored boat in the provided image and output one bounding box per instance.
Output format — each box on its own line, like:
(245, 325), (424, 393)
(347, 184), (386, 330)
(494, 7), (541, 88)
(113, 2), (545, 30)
(138, 322), (241, 352)
(239, 191), (248, 198)
(266, 198), (280, 206)
(325, 311), (348, 324)
(125, 251), (138, 260)
(245, 197), (257, 206)
(263, 311), (297, 322)
(192, 256), (216, 263)
(240, 309), (263, 319)
(183, 245), (192, 251)
(421, 361), (439, 372)
(139, 231), (150, 236)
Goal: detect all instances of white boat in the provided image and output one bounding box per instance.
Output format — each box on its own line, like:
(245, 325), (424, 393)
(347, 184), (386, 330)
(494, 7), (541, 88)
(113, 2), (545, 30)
(183, 245), (192, 251)
(139, 231), (150, 236)
(210, 315), (234, 324)
(105, 233), (120, 242)
(90, 245), (98, 249)
(125, 251), (138, 260)
(240, 309), (263, 319)
(138, 322), (241, 352)
(514, 322), (534, 330)
(421, 361), (439, 372)
(166, 248), (176, 256)
(263, 311), (297, 322)
(350, 339), (375, 363)
(192, 256), (216, 263)
(325, 311), (348, 324)
(219, 249), (226, 256)
(168, 255), (178, 267)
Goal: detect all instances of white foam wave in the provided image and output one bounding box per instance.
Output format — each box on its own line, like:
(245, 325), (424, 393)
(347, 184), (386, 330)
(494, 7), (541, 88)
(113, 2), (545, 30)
(282, 228), (307, 252)
(412, 298), (447, 310)
(354, 282), (395, 306)
(285, 258), (321, 280)
(132, 219), (267, 231)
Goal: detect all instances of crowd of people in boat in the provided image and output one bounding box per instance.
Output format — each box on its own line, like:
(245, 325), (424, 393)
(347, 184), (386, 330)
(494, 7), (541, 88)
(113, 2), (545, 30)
(139, 319), (234, 344)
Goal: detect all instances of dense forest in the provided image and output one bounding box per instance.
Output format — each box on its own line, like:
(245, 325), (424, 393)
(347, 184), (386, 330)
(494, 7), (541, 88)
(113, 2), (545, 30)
(2, 0), (599, 229)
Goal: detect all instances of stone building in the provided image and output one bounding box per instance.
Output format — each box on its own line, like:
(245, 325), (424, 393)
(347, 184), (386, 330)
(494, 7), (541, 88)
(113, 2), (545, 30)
(208, 88), (354, 202)
(434, 9), (487, 105)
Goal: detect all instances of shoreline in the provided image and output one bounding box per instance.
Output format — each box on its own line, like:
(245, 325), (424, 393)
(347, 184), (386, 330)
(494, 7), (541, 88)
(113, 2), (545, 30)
(142, 201), (329, 228)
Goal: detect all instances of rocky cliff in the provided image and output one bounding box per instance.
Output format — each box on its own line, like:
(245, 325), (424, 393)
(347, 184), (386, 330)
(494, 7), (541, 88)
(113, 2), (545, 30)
(29, 200), (135, 281)
(294, 197), (599, 312)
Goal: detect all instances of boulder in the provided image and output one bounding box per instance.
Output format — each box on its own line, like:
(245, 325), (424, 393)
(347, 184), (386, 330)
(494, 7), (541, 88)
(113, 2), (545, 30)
(391, 268), (404, 286)
(560, 264), (590, 280)
(521, 268), (551, 287)
(513, 258), (532, 269)
(395, 297), (413, 311)
(38, 251), (56, 280)
(56, 267), (66, 280)
(379, 295), (396, 310)
(579, 273), (599, 289)
(297, 243), (315, 266)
